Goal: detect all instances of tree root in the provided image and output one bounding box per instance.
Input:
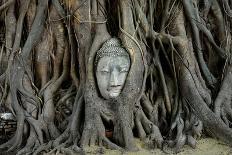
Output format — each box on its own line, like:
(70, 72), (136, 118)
(32, 91), (84, 154)
(80, 105), (122, 151)
(47, 143), (83, 155)
(134, 103), (163, 149)
(163, 113), (203, 153)
(0, 0), (15, 12)
(214, 64), (232, 126)
(32, 141), (52, 155)
(16, 129), (39, 155)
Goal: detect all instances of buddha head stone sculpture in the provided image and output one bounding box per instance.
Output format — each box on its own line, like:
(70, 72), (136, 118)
(95, 38), (130, 99)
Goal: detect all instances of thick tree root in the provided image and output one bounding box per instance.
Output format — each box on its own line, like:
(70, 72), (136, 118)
(16, 129), (40, 155)
(164, 113), (203, 153)
(134, 103), (163, 149)
(214, 64), (232, 127)
(80, 105), (122, 151)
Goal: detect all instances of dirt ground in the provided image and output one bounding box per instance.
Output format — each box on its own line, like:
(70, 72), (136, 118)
(84, 138), (232, 155)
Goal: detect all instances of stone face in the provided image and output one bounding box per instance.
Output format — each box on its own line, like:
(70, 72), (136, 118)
(95, 38), (130, 99)
(96, 56), (130, 99)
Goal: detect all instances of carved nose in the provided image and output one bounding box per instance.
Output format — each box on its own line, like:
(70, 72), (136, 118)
(110, 70), (119, 86)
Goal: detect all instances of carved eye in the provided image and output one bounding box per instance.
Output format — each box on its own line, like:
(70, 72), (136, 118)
(120, 69), (128, 73)
(101, 70), (109, 74)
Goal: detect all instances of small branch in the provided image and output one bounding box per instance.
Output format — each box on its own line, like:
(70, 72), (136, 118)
(21, 0), (49, 59)
(183, 0), (217, 87)
(160, 0), (171, 31)
(221, 0), (232, 17)
(151, 39), (171, 114)
(0, 0), (15, 12)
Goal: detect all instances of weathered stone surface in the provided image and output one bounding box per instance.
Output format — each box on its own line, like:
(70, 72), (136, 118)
(95, 38), (130, 99)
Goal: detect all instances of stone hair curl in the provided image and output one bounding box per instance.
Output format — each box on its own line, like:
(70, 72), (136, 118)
(94, 38), (130, 67)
